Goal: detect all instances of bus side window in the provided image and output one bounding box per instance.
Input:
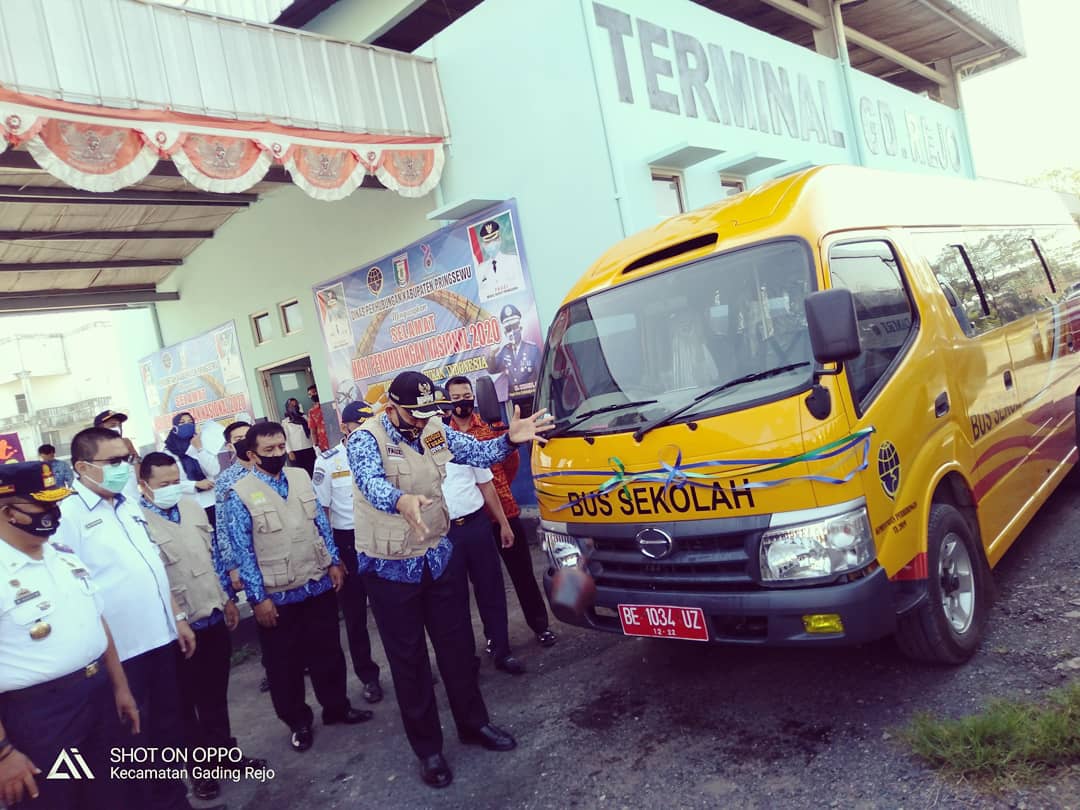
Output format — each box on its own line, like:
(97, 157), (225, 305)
(964, 228), (1052, 322)
(828, 240), (916, 406)
(915, 231), (993, 336)
(1036, 225), (1080, 291)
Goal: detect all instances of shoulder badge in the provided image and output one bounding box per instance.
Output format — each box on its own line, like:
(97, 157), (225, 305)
(313, 469), (326, 485)
(49, 542), (75, 554)
(320, 447), (340, 459)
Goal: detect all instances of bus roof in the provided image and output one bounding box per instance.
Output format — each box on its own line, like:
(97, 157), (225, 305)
(566, 165), (1072, 305)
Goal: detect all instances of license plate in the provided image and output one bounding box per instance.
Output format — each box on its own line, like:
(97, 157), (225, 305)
(617, 604), (709, 641)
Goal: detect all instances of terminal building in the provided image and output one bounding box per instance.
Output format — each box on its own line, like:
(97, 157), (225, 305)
(0, 0), (1026, 472)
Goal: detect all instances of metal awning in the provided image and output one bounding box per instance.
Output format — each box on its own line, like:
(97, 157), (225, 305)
(0, 0), (450, 311)
(0, 0), (449, 199)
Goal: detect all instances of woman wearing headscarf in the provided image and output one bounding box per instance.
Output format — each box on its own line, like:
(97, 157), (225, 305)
(282, 397), (316, 478)
(162, 411), (221, 524)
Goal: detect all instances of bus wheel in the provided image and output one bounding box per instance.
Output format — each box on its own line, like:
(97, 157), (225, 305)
(895, 503), (990, 664)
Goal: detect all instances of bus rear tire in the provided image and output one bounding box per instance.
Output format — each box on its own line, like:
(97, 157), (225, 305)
(895, 503), (990, 664)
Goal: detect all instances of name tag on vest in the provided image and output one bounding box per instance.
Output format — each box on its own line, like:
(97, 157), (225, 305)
(249, 491), (268, 504)
(385, 444), (404, 460)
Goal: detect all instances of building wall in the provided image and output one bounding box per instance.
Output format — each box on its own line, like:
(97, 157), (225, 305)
(155, 184), (436, 418)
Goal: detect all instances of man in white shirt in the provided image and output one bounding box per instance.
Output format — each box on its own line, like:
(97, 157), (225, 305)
(54, 427), (205, 810)
(440, 459), (524, 675)
(312, 401), (382, 704)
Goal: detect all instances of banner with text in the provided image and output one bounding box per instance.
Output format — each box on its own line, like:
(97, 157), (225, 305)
(314, 199), (543, 413)
(0, 432), (25, 463)
(138, 321), (254, 446)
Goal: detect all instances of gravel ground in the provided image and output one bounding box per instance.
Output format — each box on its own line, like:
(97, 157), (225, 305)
(202, 470), (1080, 810)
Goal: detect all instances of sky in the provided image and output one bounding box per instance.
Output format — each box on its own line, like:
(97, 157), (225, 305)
(961, 0), (1079, 182)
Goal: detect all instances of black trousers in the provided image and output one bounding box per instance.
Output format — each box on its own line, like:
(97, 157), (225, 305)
(450, 509), (511, 658)
(256, 588), (349, 730)
(177, 616), (232, 753)
(0, 663), (122, 810)
(117, 643), (192, 810)
(334, 528), (381, 685)
(492, 516), (550, 635)
(364, 548), (489, 759)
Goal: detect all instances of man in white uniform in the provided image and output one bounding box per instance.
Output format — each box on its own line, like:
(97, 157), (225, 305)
(312, 401), (382, 704)
(474, 219), (525, 303)
(0, 462), (139, 810)
(53, 427), (206, 810)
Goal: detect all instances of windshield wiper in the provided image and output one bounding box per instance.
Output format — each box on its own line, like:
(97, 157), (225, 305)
(632, 363), (811, 442)
(550, 399), (658, 437)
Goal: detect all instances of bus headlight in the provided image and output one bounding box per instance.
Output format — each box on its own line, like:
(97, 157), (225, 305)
(759, 507), (874, 582)
(540, 525), (588, 569)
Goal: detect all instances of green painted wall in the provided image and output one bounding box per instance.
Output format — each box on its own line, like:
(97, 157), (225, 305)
(155, 184), (435, 418)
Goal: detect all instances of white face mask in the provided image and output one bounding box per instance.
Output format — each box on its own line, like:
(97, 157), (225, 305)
(150, 483), (185, 510)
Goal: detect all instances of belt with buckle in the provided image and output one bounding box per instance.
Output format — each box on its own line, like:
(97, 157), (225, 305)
(451, 507), (485, 526)
(2, 658), (103, 702)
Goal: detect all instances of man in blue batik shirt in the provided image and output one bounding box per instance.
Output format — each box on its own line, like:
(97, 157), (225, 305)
(222, 421), (373, 753)
(346, 370), (554, 789)
(213, 421), (251, 590)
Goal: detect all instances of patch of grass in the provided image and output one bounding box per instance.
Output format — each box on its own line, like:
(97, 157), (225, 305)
(903, 680), (1080, 785)
(230, 644), (257, 668)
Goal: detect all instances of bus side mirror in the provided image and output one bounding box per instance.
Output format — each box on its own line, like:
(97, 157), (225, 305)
(474, 376), (505, 425)
(805, 289), (861, 363)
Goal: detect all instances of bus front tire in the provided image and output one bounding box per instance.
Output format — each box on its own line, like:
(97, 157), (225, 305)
(894, 503), (990, 665)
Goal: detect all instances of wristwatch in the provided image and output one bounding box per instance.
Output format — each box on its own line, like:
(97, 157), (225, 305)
(175, 611), (189, 623)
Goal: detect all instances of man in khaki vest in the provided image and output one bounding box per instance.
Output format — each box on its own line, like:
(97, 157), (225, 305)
(139, 452), (267, 802)
(346, 370), (554, 789)
(220, 422), (372, 753)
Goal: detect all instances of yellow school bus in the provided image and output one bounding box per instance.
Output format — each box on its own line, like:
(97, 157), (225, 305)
(532, 165), (1080, 663)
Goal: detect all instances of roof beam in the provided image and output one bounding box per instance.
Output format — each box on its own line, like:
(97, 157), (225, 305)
(0, 285), (180, 312)
(0, 259), (183, 272)
(756, 0), (827, 29)
(0, 230), (214, 241)
(0, 186), (255, 207)
(843, 26), (949, 86)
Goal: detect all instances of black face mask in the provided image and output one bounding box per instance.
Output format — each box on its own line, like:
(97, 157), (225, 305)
(310, 394), (319, 404)
(9, 505), (62, 538)
(452, 399), (475, 419)
(256, 453), (288, 475)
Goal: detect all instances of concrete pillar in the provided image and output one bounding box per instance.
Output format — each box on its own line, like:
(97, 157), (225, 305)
(808, 0), (839, 59)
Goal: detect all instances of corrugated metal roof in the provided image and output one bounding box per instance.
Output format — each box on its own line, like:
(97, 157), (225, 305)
(0, 0), (447, 138)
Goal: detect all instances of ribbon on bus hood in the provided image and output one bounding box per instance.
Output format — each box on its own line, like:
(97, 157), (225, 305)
(537, 428), (876, 513)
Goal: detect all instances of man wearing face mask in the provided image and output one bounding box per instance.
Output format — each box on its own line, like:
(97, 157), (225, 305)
(214, 422), (251, 590)
(139, 453), (266, 802)
(221, 422), (372, 752)
(311, 401), (382, 704)
(346, 370), (554, 788)
(0, 462), (140, 810)
(53, 428), (203, 810)
(162, 412), (220, 527)
(445, 377), (556, 654)
(486, 305), (542, 397)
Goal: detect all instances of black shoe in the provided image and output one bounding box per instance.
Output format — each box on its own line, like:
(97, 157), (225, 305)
(458, 723), (517, 751)
(192, 777), (220, 800)
(494, 655), (526, 675)
(536, 629), (557, 647)
(362, 681), (383, 704)
(323, 706), (374, 725)
(259, 677), (270, 693)
(484, 638), (495, 656)
(419, 753), (453, 788)
(290, 726), (313, 752)
(237, 754), (268, 769)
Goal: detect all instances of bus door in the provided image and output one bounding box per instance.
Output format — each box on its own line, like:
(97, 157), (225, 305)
(914, 232), (1026, 548)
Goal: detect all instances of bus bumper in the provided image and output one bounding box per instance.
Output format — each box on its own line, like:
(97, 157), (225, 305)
(543, 565), (898, 646)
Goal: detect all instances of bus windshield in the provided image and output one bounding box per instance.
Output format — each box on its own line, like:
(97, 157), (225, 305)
(537, 239), (816, 435)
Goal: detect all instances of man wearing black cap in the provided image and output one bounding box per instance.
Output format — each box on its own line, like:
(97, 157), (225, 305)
(486, 304), (542, 396)
(312, 401), (382, 704)
(0, 462), (141, 810)
(346, 370), (553, 788)
(93, 409), (142, 469)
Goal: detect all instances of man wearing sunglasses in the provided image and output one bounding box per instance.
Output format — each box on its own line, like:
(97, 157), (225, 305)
(53, 428), (212, 810)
